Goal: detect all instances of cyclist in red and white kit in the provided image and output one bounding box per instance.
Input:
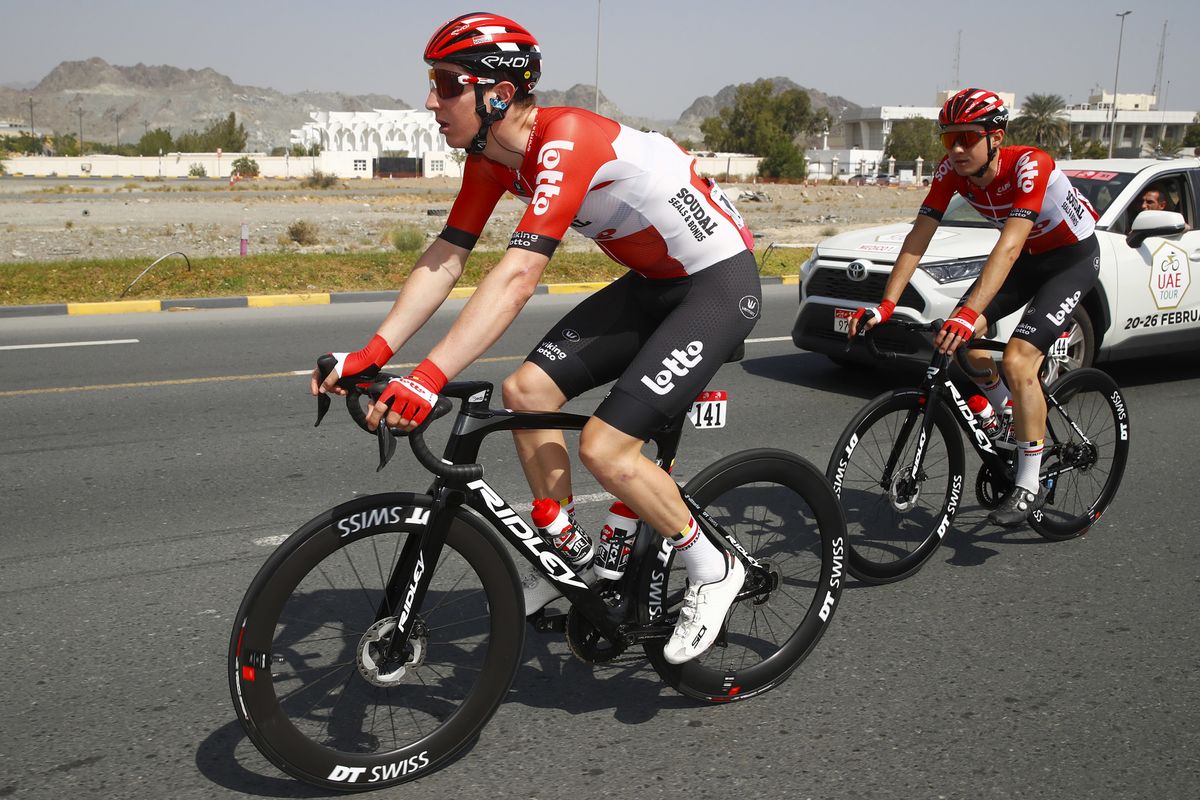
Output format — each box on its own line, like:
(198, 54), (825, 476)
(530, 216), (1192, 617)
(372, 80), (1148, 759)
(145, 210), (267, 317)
(848, 88), (1101, 526)
(312, 12), (760, 664)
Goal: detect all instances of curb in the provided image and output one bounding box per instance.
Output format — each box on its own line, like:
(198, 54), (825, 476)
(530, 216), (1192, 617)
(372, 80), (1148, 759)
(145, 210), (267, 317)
(0, 275), (798, 320)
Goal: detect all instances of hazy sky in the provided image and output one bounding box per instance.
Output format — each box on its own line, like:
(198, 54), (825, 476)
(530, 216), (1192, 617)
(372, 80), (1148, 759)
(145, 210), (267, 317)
(2, 0), (1197, 120)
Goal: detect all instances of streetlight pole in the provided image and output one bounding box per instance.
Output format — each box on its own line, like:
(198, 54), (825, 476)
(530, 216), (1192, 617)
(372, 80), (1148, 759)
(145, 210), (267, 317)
(77, 107), (84, 155)
(1108, 10), (1132, 158)
(593, 0), (601, 114)
(27, 97), (34, 139)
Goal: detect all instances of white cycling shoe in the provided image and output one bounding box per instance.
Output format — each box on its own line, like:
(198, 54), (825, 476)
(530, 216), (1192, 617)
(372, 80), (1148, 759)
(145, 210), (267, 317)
(663, 553), (745, 665)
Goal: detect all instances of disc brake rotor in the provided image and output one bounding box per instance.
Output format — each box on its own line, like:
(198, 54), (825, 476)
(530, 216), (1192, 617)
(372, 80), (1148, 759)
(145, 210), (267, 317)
(356, 616), (427, 687)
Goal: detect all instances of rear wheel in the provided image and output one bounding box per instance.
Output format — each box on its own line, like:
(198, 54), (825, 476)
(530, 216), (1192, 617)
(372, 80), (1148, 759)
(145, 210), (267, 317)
(229, 494), (524, 791)
(639, 449), (846, 702)
(827, 390), (966, 584)
(1030, 368), (1129, 540)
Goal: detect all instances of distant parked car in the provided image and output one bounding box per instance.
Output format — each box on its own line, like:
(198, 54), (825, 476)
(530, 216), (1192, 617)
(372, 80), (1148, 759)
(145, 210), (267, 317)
(845, 174), (877, 186)
(792, 157), (1200, 382)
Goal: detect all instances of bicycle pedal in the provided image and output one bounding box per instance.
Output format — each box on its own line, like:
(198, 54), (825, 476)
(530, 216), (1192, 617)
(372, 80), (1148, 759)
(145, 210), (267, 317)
(528, 610), (568, 634)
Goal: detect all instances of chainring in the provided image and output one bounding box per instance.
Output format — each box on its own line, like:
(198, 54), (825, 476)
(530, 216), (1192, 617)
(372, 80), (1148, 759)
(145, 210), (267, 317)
(975, 463), (1012, 509)
(565, 605), (631, 664)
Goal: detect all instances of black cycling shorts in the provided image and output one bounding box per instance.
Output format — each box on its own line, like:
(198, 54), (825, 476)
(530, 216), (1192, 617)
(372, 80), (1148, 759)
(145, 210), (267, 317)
(967, 235), (1100, 354)
(526, 249), (761, 439)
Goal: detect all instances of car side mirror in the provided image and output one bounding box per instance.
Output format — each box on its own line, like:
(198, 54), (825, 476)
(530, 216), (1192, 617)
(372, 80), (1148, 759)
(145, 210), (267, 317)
(1126, 209), (1187, 248)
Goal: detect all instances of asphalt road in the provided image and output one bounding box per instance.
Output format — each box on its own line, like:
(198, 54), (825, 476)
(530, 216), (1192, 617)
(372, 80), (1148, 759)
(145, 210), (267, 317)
(1, 285), (1197, 800)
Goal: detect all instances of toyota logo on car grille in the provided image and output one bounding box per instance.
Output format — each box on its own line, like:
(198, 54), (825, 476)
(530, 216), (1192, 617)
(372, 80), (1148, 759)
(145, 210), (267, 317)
(846, 260), (870, 282)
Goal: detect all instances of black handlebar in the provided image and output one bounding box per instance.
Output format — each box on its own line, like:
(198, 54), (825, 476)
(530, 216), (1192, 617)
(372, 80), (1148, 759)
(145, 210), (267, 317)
(314, 354), (484, 479)
(846, 318), (1005, 379)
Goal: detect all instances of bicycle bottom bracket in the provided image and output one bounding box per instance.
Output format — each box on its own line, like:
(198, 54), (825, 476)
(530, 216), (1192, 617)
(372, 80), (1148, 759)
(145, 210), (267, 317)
(566, 606), (627, 664)
(975, 464), (1011, 509)
(888, 469), (922, 512)
(356, 616), (427, 687)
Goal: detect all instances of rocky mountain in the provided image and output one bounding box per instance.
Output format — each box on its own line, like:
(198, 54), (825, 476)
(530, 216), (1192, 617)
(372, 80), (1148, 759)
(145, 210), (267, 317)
(0, 59), (858, 151)
(0, 58), (410, 151)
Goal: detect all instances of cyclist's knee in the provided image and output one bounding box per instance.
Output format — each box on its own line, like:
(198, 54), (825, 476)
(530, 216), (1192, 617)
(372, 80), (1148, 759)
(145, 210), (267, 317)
(502, 363), (564, 411)
(1002, 341), (1042, 381)
(579, 420), (640, 487)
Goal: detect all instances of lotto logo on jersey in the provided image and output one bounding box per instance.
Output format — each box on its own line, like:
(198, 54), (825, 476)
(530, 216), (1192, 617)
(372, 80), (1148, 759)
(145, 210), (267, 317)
(1016, 153), (1040, 194)
(532, 139), (575, 215)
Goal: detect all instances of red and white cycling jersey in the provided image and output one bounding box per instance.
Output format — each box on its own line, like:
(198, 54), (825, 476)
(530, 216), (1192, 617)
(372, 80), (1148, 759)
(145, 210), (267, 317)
(920, 146), (1097, 255)
(441, 107), (753, 279)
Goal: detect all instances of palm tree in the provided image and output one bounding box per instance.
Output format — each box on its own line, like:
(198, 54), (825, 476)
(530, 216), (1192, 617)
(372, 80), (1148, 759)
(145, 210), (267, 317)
(1009, 93), (1069, 151)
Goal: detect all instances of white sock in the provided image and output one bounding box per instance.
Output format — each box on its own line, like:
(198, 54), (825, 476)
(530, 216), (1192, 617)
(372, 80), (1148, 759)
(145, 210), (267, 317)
(1015, 439), (1044, 493)
(670, 517), (727, 585)
(982, 375), (1011, 414)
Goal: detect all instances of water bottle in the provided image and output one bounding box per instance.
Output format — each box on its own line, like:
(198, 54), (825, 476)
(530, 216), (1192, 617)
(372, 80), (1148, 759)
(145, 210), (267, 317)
(531, 498), (594, 569)
(966, 394), (1001, 439)
(593, 501), (639, 581)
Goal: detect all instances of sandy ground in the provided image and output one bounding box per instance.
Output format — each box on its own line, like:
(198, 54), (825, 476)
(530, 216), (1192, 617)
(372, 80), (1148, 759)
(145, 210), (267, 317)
(0, 177), (922, 265)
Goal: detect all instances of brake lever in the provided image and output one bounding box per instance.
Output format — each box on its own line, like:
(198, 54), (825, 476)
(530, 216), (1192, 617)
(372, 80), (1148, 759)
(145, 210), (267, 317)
(376, 422), (397, 472)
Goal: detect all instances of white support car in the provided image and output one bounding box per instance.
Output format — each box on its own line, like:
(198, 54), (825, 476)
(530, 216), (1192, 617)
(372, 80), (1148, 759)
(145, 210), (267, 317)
(791, 158), (1200, 380)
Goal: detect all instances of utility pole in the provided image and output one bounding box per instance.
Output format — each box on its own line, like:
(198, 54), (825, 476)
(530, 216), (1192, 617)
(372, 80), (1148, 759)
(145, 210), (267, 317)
(1108, 10), (1132, 158)
(77, 107), (84, 155)
(27, 97), (34, 139)
(593, 0), (601, 114)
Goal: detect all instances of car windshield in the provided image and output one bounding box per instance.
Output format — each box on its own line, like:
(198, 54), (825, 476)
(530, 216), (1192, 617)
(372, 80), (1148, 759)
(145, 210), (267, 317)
(1059, 169), (1137, 219)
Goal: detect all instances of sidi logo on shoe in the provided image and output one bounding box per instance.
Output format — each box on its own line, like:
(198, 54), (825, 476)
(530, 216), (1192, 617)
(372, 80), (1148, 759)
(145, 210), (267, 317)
(640, 341), (704, 396)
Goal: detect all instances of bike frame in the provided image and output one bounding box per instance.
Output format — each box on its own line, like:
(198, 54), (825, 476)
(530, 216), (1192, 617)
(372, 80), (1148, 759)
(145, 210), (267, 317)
(371, 380), (761, 664)
(875, 339), (1097, 507)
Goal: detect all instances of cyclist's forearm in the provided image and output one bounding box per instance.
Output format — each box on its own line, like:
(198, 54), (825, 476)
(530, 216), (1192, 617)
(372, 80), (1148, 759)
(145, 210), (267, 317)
(374, 239), (468, 351)
(962, 220), (1029, 312)
(881, 215), (938, 305)
(426, 249), (550, 378)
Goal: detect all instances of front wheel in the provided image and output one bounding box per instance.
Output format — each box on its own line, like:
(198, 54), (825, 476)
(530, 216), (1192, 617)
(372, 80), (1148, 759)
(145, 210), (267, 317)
(1031, 368), (1129, 540)
(638, 449), (847, 702)
(827, 390), (966, 584)
(229, 494), (525, 791)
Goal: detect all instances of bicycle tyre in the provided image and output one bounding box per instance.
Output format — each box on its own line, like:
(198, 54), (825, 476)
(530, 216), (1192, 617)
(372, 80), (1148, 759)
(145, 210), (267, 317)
(229, 493), (524, 791)
(1030, 368), (1129, 541)
(638, 448), (847, 702)
(827, 389), (966, 584)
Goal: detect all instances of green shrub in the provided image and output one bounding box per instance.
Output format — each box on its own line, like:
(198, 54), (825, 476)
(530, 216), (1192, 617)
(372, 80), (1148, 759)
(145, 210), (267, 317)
(231, 156), (260, 177)
(188, 163), (207, 178)
(387, 224), (426, 252)
(287, 220), (320, 246)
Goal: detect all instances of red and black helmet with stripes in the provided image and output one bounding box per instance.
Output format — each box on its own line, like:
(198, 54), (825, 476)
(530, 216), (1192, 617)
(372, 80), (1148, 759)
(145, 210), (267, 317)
(424, 12), (541, 96)
(939, 88), (1009, 131)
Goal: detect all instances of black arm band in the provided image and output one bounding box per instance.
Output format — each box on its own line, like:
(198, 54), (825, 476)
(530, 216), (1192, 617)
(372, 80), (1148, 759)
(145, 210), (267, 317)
(918, 205), (944, 222)
(508, 231), (560, 258)
(439, 225), (479, 250)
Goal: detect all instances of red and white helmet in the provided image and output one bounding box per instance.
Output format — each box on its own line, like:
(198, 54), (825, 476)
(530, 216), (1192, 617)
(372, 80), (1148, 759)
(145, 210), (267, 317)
(424, 12), (541, 96)
(939, 88), (1009, 131)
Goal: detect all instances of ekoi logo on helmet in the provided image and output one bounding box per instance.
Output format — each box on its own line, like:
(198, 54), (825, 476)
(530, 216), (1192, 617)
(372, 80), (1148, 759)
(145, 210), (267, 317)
(532, 139), (574, 215)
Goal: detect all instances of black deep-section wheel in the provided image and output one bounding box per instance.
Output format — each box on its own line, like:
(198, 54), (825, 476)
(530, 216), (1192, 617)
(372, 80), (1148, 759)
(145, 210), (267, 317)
(639, 449), (846, 702)
(229, 493), (524, 791)
(1031, 368), (1129, 540)
(827, 390), (966, 584)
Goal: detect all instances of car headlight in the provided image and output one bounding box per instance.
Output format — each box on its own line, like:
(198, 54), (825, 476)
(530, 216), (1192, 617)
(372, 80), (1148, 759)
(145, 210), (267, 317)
(919, 257), (986, 284)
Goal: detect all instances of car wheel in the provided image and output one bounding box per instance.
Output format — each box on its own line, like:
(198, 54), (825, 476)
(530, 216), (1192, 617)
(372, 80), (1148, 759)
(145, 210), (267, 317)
(1043, 307), (1094, 383)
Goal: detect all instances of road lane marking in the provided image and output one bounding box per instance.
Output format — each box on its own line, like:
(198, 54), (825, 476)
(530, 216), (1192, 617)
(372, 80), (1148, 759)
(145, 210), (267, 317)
(1, 337), (796, 398)
(0, 338), (140, 351)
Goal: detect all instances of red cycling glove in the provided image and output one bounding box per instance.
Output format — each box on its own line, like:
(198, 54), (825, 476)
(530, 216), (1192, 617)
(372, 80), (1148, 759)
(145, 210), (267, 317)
(379, 359), (448, 426)
(940, 306), (979, 342)
(328, 334), (394, 381)
(851, 299), (895, 327)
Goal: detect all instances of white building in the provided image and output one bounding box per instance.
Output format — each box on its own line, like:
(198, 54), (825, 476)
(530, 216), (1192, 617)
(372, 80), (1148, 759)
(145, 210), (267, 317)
(291, 109), (462, 178)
